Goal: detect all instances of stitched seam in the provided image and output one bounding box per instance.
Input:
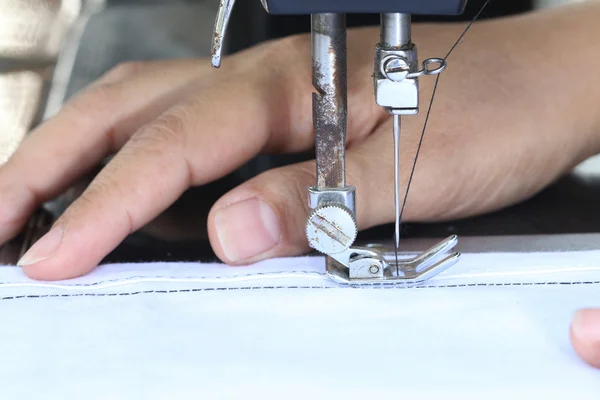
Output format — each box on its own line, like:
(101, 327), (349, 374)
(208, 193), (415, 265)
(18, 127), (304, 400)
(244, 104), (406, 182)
(2, 265), (599, 287)
(2, 281), (599, 301)
(0, 270), (326, 287)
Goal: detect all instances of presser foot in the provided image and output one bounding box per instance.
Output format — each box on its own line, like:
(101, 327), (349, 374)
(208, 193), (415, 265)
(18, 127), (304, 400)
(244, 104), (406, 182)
(325, 235), (460, 286)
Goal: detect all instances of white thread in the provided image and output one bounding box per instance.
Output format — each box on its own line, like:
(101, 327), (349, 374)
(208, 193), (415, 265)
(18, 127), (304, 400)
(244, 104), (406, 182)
(0, 271), (327, 291)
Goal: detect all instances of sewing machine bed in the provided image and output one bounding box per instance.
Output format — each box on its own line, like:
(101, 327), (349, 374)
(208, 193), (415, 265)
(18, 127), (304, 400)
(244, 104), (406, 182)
(34, 1), (600, 262)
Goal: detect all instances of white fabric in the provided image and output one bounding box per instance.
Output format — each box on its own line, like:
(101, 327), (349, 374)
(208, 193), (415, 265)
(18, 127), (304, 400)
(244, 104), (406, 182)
(0, 251), (599, 399)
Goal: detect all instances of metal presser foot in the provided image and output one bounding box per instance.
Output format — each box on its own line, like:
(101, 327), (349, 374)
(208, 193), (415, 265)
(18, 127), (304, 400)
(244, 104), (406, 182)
(322, 235), (460, 286)
(306, 187), (460, 285)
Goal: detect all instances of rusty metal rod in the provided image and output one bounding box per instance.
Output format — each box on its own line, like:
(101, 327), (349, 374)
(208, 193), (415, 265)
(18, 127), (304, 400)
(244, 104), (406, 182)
(311, 13), (347, 188)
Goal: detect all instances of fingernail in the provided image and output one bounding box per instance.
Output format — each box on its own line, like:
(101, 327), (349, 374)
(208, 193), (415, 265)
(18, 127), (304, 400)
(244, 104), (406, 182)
(215, 198), (280, 263)
(572, 309), (600, 343)
(17, 226), (64, 266)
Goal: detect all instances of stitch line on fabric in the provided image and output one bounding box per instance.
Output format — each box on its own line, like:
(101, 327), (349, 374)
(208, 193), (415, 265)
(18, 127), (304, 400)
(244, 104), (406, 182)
(2, 264), (600, 289)
(1, 280), (599, 301)
(0, 270), (327, 287)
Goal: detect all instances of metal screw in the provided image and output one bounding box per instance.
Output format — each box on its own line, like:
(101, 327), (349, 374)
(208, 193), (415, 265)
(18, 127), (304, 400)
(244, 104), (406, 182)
(369, 265), (380, 274)
(306, 204), (358, 255)
(383, 57), (410, 82)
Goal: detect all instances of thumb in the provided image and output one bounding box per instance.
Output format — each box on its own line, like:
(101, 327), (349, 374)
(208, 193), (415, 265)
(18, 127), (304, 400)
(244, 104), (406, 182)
(207, 140), (395, 265)
(571, 308), (600, 368)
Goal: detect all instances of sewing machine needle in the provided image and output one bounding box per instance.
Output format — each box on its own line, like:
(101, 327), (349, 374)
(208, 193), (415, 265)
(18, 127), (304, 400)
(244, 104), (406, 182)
(393, 114), (401, 272)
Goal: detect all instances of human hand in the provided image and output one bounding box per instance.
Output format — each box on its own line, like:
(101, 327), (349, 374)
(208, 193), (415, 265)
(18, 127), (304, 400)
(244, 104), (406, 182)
(2, 5), (599, 279)
(571, 309), (600, 368)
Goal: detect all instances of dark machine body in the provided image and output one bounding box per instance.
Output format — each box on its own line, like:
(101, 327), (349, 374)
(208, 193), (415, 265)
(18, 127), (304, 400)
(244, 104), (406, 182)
(227, 0), (532, 55)
(258, 0), (467, 15)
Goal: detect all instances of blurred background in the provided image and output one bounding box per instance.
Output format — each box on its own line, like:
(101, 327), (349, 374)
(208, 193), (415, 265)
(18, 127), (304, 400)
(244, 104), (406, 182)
(0, 0), (596, 264)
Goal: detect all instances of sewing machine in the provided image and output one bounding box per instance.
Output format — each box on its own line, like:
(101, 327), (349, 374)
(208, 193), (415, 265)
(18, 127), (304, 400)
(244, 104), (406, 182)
(210, 1), (466, 284)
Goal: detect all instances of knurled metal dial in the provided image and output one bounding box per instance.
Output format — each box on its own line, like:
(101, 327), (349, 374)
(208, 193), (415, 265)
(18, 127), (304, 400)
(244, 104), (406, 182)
(306, 204), (358, 255)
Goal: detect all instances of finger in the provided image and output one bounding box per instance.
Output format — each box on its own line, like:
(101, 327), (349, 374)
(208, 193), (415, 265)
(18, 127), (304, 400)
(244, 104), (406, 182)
(570, 308), (600, 368)
(19, 69), (304, 280)
(0, 60), (205, 244)
(207, 132), (397, 265)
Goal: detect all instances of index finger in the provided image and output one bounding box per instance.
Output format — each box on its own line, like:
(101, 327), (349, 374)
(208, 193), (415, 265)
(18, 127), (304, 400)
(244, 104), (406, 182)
(0, 60), (205, 244)
(18, 63), (311, 280)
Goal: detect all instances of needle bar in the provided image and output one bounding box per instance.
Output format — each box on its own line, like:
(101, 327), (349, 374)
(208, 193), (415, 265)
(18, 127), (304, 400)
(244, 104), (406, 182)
(311, 13), (348, 189)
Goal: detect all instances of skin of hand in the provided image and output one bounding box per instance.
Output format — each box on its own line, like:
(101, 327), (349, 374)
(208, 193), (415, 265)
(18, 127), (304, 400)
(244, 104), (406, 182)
(0, 3), (599, 366)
